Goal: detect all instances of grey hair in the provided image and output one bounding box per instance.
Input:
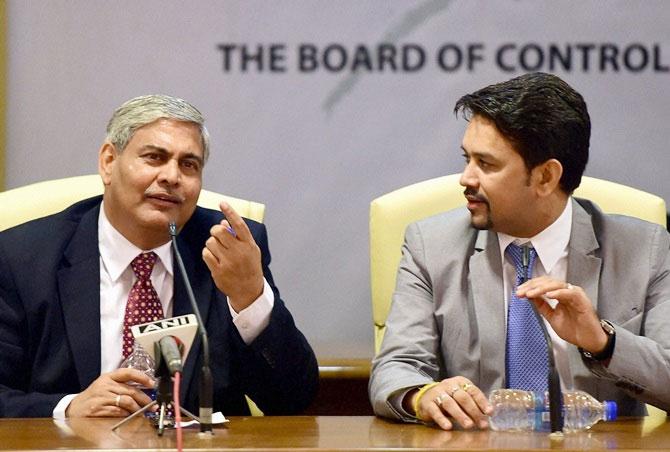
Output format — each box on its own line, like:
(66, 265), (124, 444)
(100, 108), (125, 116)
(105, 94), (210, 162)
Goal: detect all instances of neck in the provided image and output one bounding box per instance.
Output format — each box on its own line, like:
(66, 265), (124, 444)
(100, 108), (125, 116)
(507, 193), (569, 238)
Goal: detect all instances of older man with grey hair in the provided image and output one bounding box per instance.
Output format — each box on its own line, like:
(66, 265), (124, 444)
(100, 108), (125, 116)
(0, 94), (318, 418)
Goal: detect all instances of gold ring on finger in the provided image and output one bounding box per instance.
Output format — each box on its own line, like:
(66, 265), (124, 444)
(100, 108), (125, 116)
(461, 383), (473, 393)
(449, 386), (461, 397)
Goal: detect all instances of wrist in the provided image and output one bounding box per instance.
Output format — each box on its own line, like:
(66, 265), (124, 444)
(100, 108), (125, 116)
(57, 393), (79, 419)
(410, 382), (439, 418)
(580, 319), (616, 362)
(402, 388), (420, 416)
(229, 279), (264, 312)
(585, 328), (609, 355)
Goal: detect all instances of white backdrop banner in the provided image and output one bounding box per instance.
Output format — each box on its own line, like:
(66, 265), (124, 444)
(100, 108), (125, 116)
(7, 0), (669, 357)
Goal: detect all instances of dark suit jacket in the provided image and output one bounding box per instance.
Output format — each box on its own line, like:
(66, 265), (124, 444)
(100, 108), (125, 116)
(0, 196), (318, 417)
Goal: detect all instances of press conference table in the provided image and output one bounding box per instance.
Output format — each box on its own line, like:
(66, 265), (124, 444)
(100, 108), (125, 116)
(0, 415), (667, 451)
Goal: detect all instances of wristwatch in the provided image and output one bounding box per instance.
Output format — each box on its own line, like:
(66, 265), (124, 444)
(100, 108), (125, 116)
(580, 319), (616, 362)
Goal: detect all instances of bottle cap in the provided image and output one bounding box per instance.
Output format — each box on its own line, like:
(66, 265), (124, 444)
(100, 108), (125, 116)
(604, 401), (618, 421)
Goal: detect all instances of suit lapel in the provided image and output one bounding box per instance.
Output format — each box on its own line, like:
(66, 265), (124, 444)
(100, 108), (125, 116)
(469, 200), (603, 393)
(469, 230), (507, 390)
(567, 199), (601, 310)
(566, 199), (602, 395)
(58, 204), (102, 388)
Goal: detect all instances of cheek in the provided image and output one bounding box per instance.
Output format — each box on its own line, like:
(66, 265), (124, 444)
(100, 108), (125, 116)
(180, 180), (202, 215)
(492, 185), (527, 214)
(482, 182), (513, 212)
(185, 178), (202, 199)
(122, 164), (155, 190)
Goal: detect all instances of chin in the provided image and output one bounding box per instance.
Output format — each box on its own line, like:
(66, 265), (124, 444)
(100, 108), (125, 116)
(469, 215), (493, 231)
(139, 212), (174, 231)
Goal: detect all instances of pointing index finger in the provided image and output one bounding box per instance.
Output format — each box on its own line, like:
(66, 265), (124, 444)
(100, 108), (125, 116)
(219, 201), (252, 241)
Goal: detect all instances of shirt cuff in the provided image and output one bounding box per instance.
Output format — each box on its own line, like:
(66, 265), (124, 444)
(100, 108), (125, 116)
(228, 278), (274, 344)
(388, 386), (424, 421)
(53, 394), (77, 419)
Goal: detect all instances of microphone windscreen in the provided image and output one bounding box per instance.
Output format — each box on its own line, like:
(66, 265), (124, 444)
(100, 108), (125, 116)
(159, 335), (184, 375)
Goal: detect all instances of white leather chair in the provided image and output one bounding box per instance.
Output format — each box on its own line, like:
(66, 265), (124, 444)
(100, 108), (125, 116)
(0, 174), (265, 231)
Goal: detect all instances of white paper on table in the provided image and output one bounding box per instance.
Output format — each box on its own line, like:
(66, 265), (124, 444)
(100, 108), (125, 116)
(177, 412), (228, 428)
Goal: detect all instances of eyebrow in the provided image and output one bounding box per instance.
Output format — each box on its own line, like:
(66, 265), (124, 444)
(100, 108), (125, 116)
(142, 145), (204, 166)
(460, 145), (498, 162)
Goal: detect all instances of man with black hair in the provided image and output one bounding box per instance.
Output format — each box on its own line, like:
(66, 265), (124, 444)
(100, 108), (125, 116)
(370, 72), (670, 430)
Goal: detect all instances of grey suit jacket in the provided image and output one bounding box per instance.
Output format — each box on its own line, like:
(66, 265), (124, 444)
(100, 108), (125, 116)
(370, 198), (670, 420)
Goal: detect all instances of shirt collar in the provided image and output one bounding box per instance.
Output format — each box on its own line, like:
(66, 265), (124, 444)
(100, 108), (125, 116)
(497, 198), (572, 273)
(98, 202), (174, 282)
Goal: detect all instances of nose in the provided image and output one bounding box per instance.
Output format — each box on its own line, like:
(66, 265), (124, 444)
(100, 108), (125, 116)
(459, 161), (478, 189)
(158, 159), (180, 186)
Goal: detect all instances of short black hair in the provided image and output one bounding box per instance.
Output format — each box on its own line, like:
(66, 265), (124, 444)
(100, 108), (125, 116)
(454, 72), (590, 193)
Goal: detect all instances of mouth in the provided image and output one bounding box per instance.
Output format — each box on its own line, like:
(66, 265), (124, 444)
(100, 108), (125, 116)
(463, 189), (488, 210)
(145, 191), (185, 207)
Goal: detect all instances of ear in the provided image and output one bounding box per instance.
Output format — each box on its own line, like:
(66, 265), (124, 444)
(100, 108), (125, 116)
(98, 143), (117, 186)
(532, 159), (563, 197)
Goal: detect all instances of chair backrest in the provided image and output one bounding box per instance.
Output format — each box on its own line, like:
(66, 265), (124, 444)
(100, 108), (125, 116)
(0, 174), (265, 231)
(369, 174), (667, 353)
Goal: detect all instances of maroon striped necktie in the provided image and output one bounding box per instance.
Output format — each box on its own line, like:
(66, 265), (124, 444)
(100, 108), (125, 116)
(122, 252), (164, 359)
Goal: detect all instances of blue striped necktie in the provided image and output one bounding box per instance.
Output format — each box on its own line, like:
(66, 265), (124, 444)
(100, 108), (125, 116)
(505, 243), (548, 392)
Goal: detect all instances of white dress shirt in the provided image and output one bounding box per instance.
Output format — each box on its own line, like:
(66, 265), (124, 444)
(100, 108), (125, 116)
(52, 203), (274, 418)
(497, 198), (574, 389)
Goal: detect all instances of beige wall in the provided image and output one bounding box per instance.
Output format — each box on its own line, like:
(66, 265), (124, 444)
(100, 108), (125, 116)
(4, 1), (669, 358)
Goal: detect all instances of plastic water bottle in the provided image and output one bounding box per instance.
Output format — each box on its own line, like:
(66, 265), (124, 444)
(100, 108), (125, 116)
(488, 389), (617, 432)
(119, 340), (157, 399)
(119, 341), (156, 383)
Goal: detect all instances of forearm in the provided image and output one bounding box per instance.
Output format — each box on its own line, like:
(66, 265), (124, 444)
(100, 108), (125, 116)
(237, 300), (318, 414)
(585, 323), (670, 410)
(0, 387), (67, 418)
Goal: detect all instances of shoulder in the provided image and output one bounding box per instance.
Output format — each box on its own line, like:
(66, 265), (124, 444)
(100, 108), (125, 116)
(574, 198), (670, 268)
(401, 207), (482, 266)
(0, 196), (101, 275)
(408, 207), (477, 245)
(0, 196), (101, 253)
(575, 198), (667, 241)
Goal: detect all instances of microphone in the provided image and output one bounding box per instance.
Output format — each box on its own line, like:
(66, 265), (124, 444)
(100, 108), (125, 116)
(157, 336), (184, 376)
(522, 245), (564, 433)
(169, 221), (214, 434)
(130, 314), (198, 364)
(131, 315), (196, 434)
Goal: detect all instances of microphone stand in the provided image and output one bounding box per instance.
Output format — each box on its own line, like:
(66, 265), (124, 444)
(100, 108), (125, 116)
(169, 222), (214, 434)
(111, 340), (200, 434)
(522, 246), (564, 434)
